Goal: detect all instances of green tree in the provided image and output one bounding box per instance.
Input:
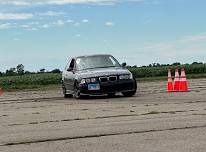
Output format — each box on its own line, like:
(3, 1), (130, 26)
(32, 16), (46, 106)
(6, 68), (16, 76)
(16, 64), (24, 75)
(50, 69), (61, 73)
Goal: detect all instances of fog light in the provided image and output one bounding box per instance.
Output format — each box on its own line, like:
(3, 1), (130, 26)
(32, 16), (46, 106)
(91, 78), (96, 83)
(80, 79), (86, 84)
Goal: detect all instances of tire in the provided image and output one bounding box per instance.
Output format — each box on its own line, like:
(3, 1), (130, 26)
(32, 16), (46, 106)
(62, 85), (72, 98)
(108, 93), (116, 97)
(122, 79), (137, 97)
(73, 83), (82, 99)
(122, 90), (136, 97)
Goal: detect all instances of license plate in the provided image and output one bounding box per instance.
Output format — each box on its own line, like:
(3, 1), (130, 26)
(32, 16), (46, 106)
(88, 84), (100, 90)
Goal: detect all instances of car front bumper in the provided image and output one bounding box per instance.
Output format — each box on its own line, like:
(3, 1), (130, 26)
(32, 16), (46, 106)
(79, 79), (137, 95)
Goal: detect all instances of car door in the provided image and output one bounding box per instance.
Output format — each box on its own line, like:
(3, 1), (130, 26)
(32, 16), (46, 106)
(64, 58), (76, 91)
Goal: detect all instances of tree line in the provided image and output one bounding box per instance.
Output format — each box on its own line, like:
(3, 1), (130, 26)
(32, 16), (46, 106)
(0, 64), (61, 77)
(0, 62), (205, 78)
(128, 62), (206, 78)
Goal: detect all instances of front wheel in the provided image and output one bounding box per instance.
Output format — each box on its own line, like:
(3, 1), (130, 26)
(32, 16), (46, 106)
(107, 93), (116, 97)
(73, 83), (82, 99)
(62, 85), (72, 98)
(122, 90), (136, 97)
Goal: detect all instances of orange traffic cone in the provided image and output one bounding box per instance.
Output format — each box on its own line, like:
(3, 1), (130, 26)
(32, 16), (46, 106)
(0, 88), (3, 96)
(180, 69), (188, 92)
(174, 69), (180, 91)
(167, 69), (173, 92)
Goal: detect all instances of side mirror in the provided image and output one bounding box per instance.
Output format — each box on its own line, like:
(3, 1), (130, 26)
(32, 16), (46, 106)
(122, 62), (127, 67)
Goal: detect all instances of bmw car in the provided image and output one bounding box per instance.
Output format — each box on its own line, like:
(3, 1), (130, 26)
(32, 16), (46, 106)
(62, 54), (137, 98)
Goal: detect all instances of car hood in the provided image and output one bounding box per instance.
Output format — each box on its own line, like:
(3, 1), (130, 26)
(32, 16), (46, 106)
(76, 67), (131, 78)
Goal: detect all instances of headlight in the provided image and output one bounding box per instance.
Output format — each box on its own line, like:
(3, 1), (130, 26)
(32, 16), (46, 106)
(81, 78), (97, 84)
(119, 74), (133, 80)
(86, 78), (91, 83)
(80, 79), (86, 84)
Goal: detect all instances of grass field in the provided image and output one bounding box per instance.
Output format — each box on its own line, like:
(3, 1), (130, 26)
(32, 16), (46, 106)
(0, 71), (206, 91)
(138, 73), (206, 81)
(0, 73), (61, 91)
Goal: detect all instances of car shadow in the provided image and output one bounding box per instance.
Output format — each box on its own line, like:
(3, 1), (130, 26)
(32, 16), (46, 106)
(77, 95), (119, 100)
(79, 93), (138, 100)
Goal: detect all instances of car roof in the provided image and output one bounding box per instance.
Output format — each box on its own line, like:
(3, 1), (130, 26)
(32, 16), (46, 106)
(73, 54), (113, 59)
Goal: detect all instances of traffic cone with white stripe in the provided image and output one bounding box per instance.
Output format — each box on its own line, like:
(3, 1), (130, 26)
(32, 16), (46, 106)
(180, 69), (188, 92)
(174, 69), (180, 91)
(167, 69), (173, 92)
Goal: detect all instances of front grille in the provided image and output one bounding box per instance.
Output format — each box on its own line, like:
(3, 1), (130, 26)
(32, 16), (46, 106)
(99, 77), (108, 82)
(99, 76), (117, 83)
(109, 76), (117, 81)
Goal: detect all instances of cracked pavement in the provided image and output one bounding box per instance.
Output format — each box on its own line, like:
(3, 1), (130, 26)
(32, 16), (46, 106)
(0, 79), (206, 152)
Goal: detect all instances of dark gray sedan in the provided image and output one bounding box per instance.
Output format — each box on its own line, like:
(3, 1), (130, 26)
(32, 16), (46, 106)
(62, 54), (137, 98)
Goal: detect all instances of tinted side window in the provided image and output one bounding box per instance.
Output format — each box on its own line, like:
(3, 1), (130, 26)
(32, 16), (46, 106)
(69, 59), (75, 69)
(65, 59), (76, 71)
(65, 59), (71, 70)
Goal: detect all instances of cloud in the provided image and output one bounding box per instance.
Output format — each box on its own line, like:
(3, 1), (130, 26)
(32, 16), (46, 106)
(178, 33), (206, 43)
(0, 13), (33, 20)
(75, 34), (81, 37)
(82, 19), (89, 23)
(38, 11), (65, 16)
(41, 24), (50, 28)
(0, 22), (40, 31)
(28, 21), (39, 25)
(67, 19), (74, 23)
(105, 21), (115, 26)
(74, 22), (80, 26)
(54, 20), (64, 26)
(136, 33), (206, 53)
(140, 43), (175, 51)
(0, 0), (146, 6)
(41, 0), (118, 5)
(21, 24), (30, 28)
(27, 27), (39, 31)
(0, 1), (30, 6)
(0, 23), (14, 30)
(39, 20), (65, 29)
(0, 0), (117, 6)
(131, 32), (206, 64)
(13, 38), (20, 41)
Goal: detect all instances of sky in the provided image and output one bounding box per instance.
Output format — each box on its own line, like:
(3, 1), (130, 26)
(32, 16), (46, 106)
(0, 0), (206, 72)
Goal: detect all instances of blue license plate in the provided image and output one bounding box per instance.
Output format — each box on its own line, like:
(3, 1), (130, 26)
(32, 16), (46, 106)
(88, 84), (100, 90)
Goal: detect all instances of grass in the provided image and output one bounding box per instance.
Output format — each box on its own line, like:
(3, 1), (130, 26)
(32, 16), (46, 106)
(138, 73), (206, 82)
(0, 72), (206, 91)
(0, 73), (62, 91)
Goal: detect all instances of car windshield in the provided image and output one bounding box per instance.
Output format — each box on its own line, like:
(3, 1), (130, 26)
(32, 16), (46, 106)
(76, 55), (121, 70)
